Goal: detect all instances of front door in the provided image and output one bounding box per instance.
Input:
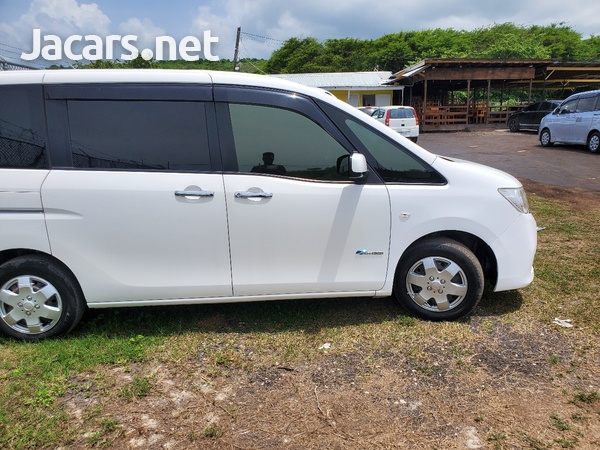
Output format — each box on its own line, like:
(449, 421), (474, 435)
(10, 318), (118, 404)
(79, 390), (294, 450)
(220, 100), (391, 296)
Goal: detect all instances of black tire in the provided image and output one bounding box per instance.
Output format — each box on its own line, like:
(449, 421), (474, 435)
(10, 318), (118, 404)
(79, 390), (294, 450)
(393, 238), (484, 321)
(0, 256), (86, 340)
(410, 136), (418, 143)
(508, 117), (520, 132)
(587, 131), (600, 153)
(539, 128), (554, 147)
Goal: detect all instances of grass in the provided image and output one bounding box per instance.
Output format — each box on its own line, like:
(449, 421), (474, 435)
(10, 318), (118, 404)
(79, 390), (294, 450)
(0, 194), (599, 449)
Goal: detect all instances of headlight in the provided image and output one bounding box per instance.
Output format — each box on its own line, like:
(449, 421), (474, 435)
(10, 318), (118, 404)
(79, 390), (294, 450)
(498, 187), (530, 214)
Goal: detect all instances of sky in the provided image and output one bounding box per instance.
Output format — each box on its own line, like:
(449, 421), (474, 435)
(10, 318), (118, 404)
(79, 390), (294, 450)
(0, 0), (598, 68)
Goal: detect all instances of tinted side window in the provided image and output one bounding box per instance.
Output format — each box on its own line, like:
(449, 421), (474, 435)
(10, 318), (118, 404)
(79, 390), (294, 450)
(576, 96), (597, 113)
(0, 85), (47, 169)
(539, 101), (554, 110)
(560, 99), (578, 114)
(228, 103), (350, 181)
(67, 101), (210, 171)
(345, 119), (445, 184)
(524, 103), (538, 112)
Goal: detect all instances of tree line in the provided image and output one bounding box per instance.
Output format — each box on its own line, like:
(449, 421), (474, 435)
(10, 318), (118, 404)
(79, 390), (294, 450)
(75, 23), (599, 74)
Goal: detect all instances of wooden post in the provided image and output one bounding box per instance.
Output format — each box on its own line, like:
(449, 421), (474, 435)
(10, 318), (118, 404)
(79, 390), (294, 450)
(423, 79), (428, 129)
(466, 80), (471, 125)
(486, 79), (491, 124)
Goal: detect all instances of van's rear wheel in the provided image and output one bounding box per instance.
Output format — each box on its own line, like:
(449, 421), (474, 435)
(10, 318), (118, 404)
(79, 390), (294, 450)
(0, 256), (85, 340)
(394, 239), (484, 320)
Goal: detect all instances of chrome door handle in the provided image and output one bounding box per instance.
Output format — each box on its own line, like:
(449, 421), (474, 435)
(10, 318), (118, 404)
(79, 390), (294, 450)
(175, 190), (214, 197)
(234, 191), (273, 199)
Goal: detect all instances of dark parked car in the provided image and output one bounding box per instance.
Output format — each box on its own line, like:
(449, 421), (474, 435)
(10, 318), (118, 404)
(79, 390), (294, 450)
(507, 100), (561, 132)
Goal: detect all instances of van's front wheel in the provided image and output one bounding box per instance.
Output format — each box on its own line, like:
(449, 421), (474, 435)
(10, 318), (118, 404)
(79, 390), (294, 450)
(0, 256), (85, 340)
(394, 239), (484, 320)
(587, 132), (599, 153)
(539, 128), (553, 147)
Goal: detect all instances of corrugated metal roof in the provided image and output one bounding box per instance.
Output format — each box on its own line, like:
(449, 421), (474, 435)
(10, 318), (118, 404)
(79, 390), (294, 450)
(270, 71), (397, 89)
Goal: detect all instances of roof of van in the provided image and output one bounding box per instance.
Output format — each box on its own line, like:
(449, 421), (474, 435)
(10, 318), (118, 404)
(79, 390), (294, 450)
(565, 89), (600, 99)
(0, 68), (334, 101)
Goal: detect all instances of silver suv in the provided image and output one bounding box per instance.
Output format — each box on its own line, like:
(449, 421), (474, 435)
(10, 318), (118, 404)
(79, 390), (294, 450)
(538, 90), (600, 153)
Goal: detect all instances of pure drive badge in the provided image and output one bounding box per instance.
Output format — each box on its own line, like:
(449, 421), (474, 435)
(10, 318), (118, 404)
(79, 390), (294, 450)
(355, 250), (385, 255)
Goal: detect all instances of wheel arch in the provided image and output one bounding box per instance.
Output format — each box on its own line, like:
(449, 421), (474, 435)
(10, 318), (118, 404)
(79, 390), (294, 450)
(0, 249), (86, 300)
(394, 231), (498, 287)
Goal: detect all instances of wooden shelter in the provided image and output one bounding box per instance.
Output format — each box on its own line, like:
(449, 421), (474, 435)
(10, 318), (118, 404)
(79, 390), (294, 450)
(386, 59), (600, 131)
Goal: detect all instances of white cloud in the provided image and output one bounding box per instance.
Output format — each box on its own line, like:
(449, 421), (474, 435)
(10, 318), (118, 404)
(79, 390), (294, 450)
(0, 0), (110, 51)
(118, 17), (165, 57)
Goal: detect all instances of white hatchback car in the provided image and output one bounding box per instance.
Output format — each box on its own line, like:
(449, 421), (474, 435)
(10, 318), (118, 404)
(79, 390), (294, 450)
(538, 89), (600, 152)
(0, 70), (537, 340)
(371, 106), (419, 142)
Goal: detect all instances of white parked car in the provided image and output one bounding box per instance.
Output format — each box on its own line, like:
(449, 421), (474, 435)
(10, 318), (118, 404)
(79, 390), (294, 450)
(538, 89), (600, 152)
(371, 105), (419, 142)
(0, 70), (537, 340)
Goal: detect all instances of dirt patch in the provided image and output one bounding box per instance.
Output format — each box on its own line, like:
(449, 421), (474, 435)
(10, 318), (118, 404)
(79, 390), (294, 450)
(61, 317), (599, 449)
(522, 179), (600, 211)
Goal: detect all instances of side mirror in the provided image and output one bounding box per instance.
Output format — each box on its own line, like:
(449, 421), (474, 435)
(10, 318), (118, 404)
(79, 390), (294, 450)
(336, 153), (369, 183)
(351, 152), (368, 175)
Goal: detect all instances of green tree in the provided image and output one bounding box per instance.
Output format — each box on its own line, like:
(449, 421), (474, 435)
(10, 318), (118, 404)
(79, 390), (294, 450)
(579, 36), (600, 61)
(265, 37), (325, 73)
(529, 23), (582, 60)
(469, 23), (549, 59)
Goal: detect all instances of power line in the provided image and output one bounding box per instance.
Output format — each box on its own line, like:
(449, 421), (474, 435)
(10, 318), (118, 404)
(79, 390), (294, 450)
(240, 31), (285, 46)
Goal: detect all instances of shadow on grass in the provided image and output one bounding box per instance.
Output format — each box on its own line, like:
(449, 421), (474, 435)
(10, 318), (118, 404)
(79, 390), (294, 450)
(76, 296), (402, 339)
(476, 289), (524, 317)
(73, 288), (524, 340)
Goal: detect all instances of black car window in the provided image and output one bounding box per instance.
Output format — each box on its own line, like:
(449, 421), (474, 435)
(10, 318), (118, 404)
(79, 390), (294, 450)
(524, 103), (539, 112)
(539, 101), (554, 110)
(228, 103), (350, 181)
(0, 85), (47, 169)
(67, 100), (211, 171)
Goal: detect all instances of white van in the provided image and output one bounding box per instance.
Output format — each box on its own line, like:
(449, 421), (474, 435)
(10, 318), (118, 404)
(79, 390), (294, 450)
(0, 70), (537, 340)
(539, 89), (600, 152)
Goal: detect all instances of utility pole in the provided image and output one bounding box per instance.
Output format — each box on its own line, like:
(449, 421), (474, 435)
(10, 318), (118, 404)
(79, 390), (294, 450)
(232, 27), (241, 71)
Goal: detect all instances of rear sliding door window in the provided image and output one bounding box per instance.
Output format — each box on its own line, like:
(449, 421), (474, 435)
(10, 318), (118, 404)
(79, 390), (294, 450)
(0, 85), (47, 169)
(228, 103), (350, 181)
(67, 101), (210, 171)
